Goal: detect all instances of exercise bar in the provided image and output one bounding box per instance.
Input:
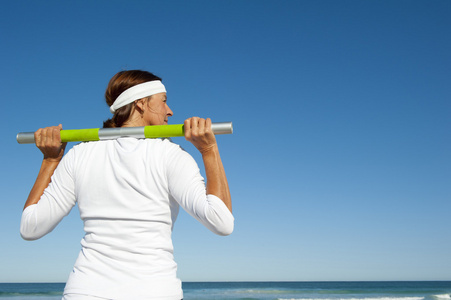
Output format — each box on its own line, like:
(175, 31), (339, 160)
(17, 122), (233, 144)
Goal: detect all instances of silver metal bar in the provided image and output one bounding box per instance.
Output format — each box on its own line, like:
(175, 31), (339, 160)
(17, 122), (233, 144)
(98, 127), (146, 140)
(211, 122), (233, 135)
(16, 132), (36, 144)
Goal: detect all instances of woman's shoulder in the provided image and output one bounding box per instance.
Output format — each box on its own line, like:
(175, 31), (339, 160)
(68, 138), (187, 155)
(144, 139), (196, 163)
(62, 141), (101, 161)
(146, 138), (187, 155)
(70, 140), (102, 151)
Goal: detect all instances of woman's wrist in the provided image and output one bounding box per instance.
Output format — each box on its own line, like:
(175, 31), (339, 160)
(199, 143), (219, 156)
(42, 157), (63, 164)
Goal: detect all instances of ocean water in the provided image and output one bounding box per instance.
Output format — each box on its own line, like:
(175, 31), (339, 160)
(0, 281), (449, 300)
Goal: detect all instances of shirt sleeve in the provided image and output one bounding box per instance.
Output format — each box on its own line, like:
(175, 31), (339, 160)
(165, 143), (234, 236)
(20, 149), (77, 241)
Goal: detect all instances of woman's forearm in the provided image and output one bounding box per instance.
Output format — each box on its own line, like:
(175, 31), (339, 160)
(183, 117), (232, 213)
(24, 125), (67, 210)
(201, 144), (232, 213)
(23, 159), (60, 210)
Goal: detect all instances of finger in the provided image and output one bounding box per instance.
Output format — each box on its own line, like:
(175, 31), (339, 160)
(52, 126), (61, 144)
(34, 128), (43, 148)
(54, 126), (67, 151)
(191, 117), (199, 136)
(184, 118), (191, 140)
(57, 124), (63, 142)
(50, 127), (56, 144)
(198, 118), (206, 136)
(57, 124), (63, 144)
(47, 127), (54, 145)
(42, 128), (48, 145)
(47, 127), (56, 145)
(205, 118), (212, 134)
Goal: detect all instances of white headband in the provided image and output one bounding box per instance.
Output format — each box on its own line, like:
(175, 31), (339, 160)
(109, 80), (166, 113)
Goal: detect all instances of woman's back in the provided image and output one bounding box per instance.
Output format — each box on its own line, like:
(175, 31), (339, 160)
(58, 138), (187, 298)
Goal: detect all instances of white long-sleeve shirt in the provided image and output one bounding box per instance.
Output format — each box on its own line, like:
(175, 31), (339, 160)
(20, 138), (234, 299)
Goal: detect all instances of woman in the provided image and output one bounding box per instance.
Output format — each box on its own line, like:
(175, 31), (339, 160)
(20, 70), (234, 300)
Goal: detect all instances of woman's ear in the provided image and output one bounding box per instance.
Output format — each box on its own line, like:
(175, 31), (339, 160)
(134, 99), (146, 114)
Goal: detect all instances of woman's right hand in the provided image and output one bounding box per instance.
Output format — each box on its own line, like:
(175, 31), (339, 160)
(184, 117), (217, 154)
(34, 124), (67, 162)
(24, 125), (67, 210)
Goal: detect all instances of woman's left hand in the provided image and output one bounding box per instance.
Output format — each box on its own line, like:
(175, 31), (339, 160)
(184, 117), (217, 154)
(34, 124), (67, 162)
(184, 117), (232, 213)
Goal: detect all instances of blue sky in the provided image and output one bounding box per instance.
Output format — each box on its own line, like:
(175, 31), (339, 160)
(1, 0), (450, 282)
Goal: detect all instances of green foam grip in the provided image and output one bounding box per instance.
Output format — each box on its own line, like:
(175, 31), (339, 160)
(144, 124), (184, 138)
(60, 128), (100, 142)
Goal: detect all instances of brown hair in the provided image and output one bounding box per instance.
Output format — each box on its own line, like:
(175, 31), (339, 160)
(103, 70), (162, 128)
